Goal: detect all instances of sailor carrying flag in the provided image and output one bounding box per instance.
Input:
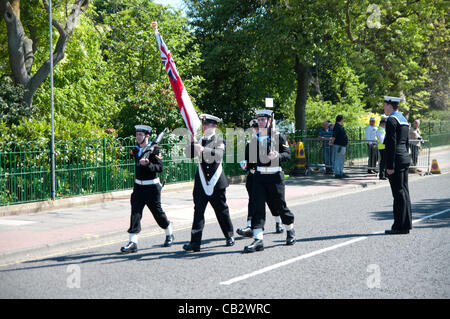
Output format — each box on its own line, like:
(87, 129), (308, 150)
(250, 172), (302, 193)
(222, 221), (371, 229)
(183, 114), (235, 252)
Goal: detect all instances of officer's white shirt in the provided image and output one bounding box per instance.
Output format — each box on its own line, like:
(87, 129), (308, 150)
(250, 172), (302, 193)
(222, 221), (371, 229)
(365, 125), (378, 144)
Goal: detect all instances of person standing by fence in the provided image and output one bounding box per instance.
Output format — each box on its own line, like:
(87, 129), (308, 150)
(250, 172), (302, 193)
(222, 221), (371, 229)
(377, 119), (387, 180)
(409, 119), (423, 172)
(365, 117), (379, 174)
(330, 115), (348, 178)
(318, 121), (334, 175)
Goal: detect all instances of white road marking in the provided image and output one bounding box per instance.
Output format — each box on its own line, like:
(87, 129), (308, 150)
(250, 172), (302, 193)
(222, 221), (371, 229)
(220, 208), (450, 286)
(0, 219), (36, 226)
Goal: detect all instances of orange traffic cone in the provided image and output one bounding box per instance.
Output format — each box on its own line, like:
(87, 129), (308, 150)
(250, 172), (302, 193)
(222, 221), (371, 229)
(430, 159), (441, 174)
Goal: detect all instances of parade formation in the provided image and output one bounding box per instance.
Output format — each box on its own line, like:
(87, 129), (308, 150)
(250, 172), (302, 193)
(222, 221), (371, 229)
(117, 22), (416, 255)
(120, 98), (414, 254)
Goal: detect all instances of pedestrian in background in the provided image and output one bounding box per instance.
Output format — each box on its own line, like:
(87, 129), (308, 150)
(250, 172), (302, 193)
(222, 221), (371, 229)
(318, 121), (334, 175)
(409, 119), (423, 172)
(365, 117), (379, 174)
(330, 115), (348, 178)
(377, 119), (387, 180)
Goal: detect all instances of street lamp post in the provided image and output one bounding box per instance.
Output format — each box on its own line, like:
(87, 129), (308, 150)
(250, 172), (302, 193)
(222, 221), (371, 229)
(49, 0), (55, 200)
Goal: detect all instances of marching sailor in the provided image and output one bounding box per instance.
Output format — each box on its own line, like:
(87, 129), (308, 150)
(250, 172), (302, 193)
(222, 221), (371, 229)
(243, 110), (296, 253)
(183, 114), (235, 252)
(237, 119), (284, 238)
(121, 125), (174, 253)
(383, 96), (412, 234)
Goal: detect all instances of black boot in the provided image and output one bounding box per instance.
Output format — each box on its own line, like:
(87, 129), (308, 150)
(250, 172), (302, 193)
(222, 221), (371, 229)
(286, 229), (296, 245)
(183, 242), (201, 252)
(236, 226), (253, 238)
(243, 239), (264, 253)
(275, 222), (284, 234)
(120, 242), (138, 254)
(226, 237), (235, 247)
(163, 234), (174, 247)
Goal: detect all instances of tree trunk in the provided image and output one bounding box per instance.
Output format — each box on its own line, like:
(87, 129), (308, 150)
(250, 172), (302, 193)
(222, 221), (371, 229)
(294, 56), (311, 131)
(1, 0), (89, 107)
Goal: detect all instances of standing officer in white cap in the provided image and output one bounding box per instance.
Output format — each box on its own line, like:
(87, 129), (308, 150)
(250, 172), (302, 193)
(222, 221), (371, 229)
(243, 109), (295, 253)
(365, 117), (379, 174)
(183, 114), (234, 252)
(121, 125), (174, 253)
(383, 96), (412, 235)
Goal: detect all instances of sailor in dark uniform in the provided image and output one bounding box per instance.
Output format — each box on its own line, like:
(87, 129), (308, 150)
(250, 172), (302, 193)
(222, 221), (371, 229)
(121, 125), (174, 253)
(383, 96), (412, 235)
(237, 119), (284, 238)
(243, 110), (296, 253)
(183, 114), (235, 252)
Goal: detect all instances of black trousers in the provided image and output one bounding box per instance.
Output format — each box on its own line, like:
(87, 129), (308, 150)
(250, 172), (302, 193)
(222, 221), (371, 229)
(190, 184), (234, 245)
(368, 144), (378, 170)
(388, 165), (412, 231)
(246, 173), (279, 222)
(410, 145), (420, 166)
(251, 172), (294, 230)
(128, 183), (170, 234)
(378, 149), (387, 178)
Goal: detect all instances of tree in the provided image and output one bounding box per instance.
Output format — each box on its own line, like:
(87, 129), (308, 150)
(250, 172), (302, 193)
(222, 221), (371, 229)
(95, 0), (204, 136)
(330, 0), (448, 116)
(187, 0), (340, 130)
(0, 0), (89, 107)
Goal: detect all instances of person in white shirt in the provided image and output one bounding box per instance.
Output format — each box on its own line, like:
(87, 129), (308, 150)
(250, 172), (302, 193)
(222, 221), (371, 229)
(365, 117), (379, 174)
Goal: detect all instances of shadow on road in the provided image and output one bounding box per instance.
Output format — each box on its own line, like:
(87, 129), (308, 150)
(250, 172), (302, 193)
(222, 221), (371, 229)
(0, 236), (288, 273)
(370, 197), (450, 229)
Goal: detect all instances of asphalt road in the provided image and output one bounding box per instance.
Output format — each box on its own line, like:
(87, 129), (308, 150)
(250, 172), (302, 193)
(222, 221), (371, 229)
(0, 173), (449, 299)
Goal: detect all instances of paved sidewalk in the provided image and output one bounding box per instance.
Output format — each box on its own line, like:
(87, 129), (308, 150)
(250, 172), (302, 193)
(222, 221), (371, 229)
(0, 148), (448, 265)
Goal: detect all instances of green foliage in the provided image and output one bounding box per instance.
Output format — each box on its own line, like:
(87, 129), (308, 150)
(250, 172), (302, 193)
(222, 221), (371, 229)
(117, 82), (185, 137)
(0, 115), (111, 144)
(0, 80), (34, 126)
(95, 0), (204, 136)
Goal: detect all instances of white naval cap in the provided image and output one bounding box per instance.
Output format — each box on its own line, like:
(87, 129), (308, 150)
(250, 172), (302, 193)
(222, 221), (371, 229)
(384, 96), (402, 104)
(199, 114), (222, 124)
(255, 109), (273, 118)
(135, 125), (152, 134)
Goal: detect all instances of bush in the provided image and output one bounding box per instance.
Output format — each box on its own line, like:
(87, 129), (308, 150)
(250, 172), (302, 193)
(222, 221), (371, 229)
(0, 80), (35, 126)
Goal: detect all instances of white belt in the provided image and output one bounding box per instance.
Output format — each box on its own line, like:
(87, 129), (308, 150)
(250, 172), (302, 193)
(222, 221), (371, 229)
(135, 178), (160, 185)
(257, 166), (282, 174)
